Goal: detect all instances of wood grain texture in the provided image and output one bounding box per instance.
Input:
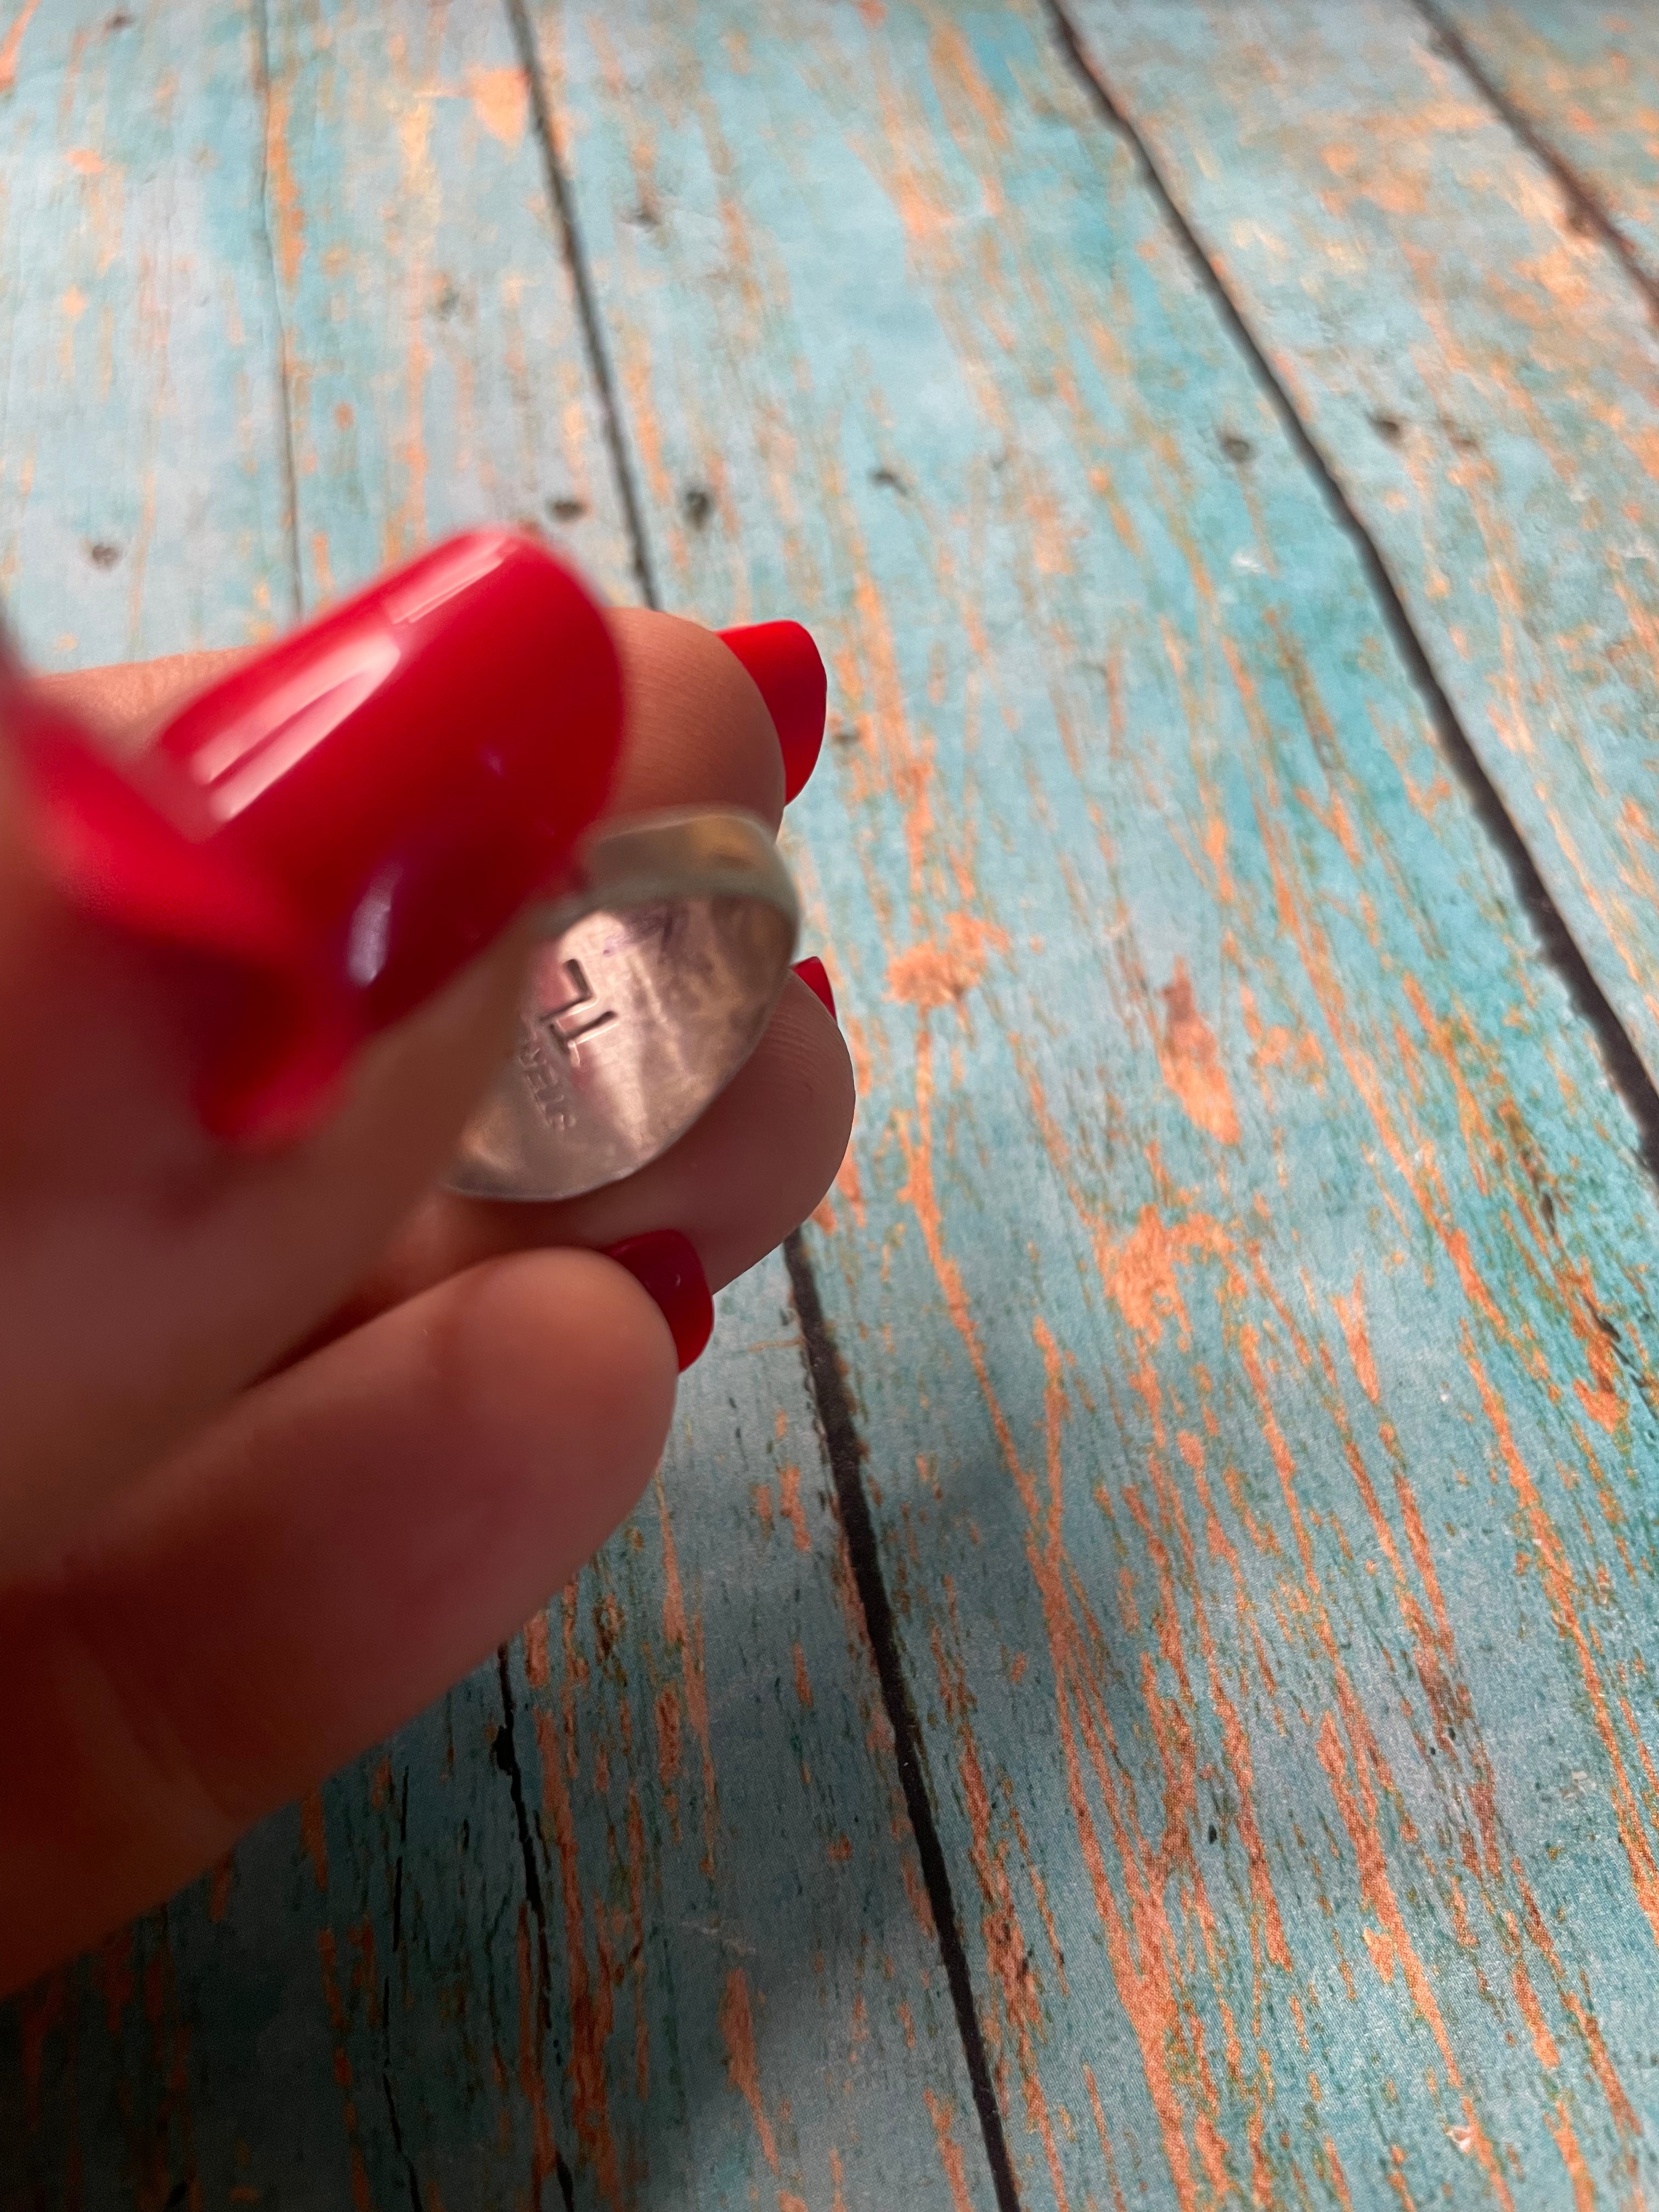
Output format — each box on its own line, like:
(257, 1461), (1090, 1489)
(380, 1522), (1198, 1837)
(261, 0), (636, 609)
(1435, 0), (1659, 278)
(1062, 0), (1659, 1105)
(540, 0), (1659, 2202)
(0, 3), (293, 668)
(0, 4), (993, 2204)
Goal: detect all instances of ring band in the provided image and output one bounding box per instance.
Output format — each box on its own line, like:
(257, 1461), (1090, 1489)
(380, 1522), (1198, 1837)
(445, 807), (799, 1203)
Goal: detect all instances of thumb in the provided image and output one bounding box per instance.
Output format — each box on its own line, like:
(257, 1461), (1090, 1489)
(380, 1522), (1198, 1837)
(0, 532), (623, 1567)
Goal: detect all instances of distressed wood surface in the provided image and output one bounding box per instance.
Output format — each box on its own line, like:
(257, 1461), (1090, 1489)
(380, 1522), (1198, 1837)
(1434, 0), (1659, 279)
(9, 1), (1659, 2208)
(1060, 0), (1659, 1103)
(0, 4), (292, 667)
(4, 1271), (991, 2208)
(0, 5), (994, 2206)
(541, 0), (1659, 2203)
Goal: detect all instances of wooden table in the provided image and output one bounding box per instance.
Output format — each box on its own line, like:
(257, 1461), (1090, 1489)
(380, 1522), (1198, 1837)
(5, 2), (1659, 2203)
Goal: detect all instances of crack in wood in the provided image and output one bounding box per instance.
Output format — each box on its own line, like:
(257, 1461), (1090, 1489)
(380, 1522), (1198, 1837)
(784, 1233), (1026, 2212)
(1408, 0), (1659, 329)
(1044, 0), (1659, 1188)
(506, 0), (661, 612)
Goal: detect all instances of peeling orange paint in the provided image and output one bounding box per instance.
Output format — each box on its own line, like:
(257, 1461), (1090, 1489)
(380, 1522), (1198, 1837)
(1158, 960), (1240, 1144)
(888, 910), (1007, 1009)
(1332, 1276), (1381, 1404)
(0, 0), (42, 93)
(922, 2086), (978, 2212)
(465, 63), (528, 145)
(1467, 1335), (1659, 1951)
(718, 1969), (778, 2174)
(658, 1476), (720, 1872)
(1317, 1714), (1513, 2210)
(779, 1464), (812, 1554)
(264, 74), (303, 293)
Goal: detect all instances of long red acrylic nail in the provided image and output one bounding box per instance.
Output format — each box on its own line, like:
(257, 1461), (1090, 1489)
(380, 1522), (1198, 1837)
(9, 531), (623, 1139)
(602, 1230), (714, 1371)
(719, 620), (827, 804)
(792, 956), (837, 1022)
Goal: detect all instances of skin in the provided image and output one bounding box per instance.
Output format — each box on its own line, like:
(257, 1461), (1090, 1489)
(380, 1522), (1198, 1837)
(0, 608), (855, 1993)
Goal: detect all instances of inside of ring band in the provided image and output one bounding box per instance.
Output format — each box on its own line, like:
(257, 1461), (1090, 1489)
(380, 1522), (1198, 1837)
(449, 890), (797, 1201)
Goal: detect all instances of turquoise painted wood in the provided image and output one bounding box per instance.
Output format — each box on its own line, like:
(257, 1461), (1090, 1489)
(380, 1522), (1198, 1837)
(0, 4), (994, 2205)
(1437, 1), (1659, 276)
(5, 1271), (992, 2207)
(259, 0), (636, 610)
(541, 1), (1659, 2203)
(0, 3), (292, 667)
(1064, 0), (1659, 1103)
(11, 0), (1659, 2205)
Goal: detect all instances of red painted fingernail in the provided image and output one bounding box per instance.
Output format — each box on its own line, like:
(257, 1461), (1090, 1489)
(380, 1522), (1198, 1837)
(718, 620), (827, 804)
(792, 956), (836, 1022)
(9, 532), (623, 1139)
(602, 1230), (714, 1371)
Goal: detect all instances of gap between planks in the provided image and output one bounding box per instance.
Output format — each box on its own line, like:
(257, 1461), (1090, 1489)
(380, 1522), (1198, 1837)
(499, 1), (1027, 2202)
(1045, 0), (1659, 1189)
(1407, 0), (1659, 327)
(494, 0), (1659, 2190)
(506, 0), (660, 610)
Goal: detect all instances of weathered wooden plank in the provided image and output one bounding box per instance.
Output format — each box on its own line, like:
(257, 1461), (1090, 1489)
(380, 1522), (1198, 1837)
(543, 0), (1659, 2202)
(1057, 0), (1659, 1105)
(259, 0), (635, 610)
(0, 3), (996, 2203)
(1434, 1), (1659, 277)
(0, 1), (293, 668)
(4, 1268), (992, 2207)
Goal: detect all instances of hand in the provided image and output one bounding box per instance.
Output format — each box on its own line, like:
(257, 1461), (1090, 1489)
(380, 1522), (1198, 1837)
(0, 533), (854, 1993)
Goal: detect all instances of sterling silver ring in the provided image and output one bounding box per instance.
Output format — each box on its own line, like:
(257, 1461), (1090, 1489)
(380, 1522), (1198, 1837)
(446, 807), (799, 1203)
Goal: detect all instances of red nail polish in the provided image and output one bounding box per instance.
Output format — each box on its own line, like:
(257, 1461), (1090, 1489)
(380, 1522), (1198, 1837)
(10, 532), (623, 1138)
(719, 620), (827, 804)
(602, 1230), (714, 1371)
(792, 956), (836, 1022)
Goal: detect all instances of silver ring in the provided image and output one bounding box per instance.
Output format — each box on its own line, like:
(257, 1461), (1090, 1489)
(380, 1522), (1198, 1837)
(445, 807), (799, 1202)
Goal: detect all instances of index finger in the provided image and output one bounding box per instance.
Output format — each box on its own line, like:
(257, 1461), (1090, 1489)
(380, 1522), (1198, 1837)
(42, 603), (802, 830)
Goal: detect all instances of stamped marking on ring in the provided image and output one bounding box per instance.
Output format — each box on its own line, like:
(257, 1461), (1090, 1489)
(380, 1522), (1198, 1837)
(515, 1028), (576, 1132)
(514, 960), (622, 1135)
(538, 957), (619, 1057)
(447, 808), (799, 1201)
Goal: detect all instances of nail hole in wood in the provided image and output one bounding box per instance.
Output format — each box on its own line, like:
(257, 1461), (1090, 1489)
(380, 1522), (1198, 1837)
(1219, 430), (1254, 463)
(86, 541), (121, 568)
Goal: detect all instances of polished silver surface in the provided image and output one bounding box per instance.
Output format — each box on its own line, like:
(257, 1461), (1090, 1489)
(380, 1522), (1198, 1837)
(447, 808), (799, 1201)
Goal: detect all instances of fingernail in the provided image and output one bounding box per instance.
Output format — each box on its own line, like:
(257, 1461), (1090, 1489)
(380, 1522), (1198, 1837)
(602, 1231), (714, 1372)
(10, 532), (623, 1139)
(718, 620), (826, 804)
(792, 956), (837, 1022)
